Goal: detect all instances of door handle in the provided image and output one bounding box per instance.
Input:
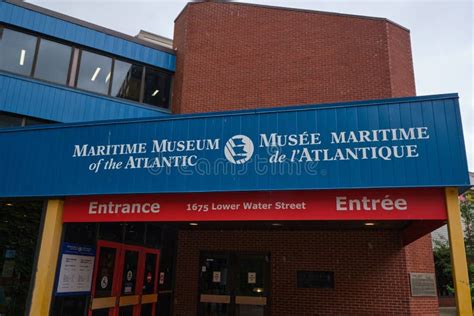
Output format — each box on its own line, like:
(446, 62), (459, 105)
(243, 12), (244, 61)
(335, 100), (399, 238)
(200, 294), (231, 304)
(90, 297), (117, 310)
(141, 293), (158, 304)
(235, 296), (267, 306)
(119, 295), (140, 306)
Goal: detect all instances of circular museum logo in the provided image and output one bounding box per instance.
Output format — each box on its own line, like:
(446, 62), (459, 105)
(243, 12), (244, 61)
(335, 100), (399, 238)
(224, 135), (254, 164)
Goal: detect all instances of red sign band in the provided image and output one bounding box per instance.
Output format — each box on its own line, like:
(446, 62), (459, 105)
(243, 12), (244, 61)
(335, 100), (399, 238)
(63, 188), (447, 223)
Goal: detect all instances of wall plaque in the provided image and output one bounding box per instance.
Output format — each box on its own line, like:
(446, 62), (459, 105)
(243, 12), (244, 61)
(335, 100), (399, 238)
(410, 273), (437, 296)
(297, 271), (334, 289)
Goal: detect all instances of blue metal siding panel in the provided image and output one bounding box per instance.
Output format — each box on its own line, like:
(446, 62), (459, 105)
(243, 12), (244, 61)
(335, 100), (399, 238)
(0, 2), (175, 71)
(0, 94), (469, 198)
(0, 73), (169, 122)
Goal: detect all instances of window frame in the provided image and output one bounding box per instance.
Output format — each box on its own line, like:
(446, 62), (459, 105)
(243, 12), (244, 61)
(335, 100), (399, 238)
(0, 25), (40, 77)
(0, 24), (173, 111)
(32, 37), (75, 86)
(142, 65), (173, 109)
(74, 49), (114, 96)
(109, 59), (144, 103)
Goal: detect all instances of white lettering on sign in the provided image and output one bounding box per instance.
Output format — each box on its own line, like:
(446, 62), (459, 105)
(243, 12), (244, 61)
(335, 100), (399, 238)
(73, 143), (147, 157)
(88, 202), (160, 215)
(335, 195), (408, 211)
(330, 127), (429, 144)
(151, 139), (219, 153)
(259, 132), (322, 147)
(72, 126), (432, 174)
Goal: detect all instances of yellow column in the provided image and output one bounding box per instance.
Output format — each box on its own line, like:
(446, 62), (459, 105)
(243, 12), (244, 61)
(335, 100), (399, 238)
(28, 200), (64, 316)
(445, 187), (472, 316)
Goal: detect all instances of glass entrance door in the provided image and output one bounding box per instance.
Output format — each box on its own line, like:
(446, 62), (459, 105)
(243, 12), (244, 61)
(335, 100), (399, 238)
(140, 249), (161, 316)
(89, 241), (160, 316)
(198, 252), (269, 316)
(118, 245), (141, 316)
(234, 254), (268, 316)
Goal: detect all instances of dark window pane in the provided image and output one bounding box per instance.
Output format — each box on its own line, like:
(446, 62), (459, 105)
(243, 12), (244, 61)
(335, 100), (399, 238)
(143, 68), (171, 109)
(0, 28), (37, 76)
(0, 201), (43, 316)
(121, 250), (139, 295)
(145, 223), (161, 248)
(142, 253), (157, 294)
(63, 223), (97, 245)
(34, 39), (71, 85)
(124, 222), (145, 244)
(0, 112), (23, 128)
(98, 223), (123, 242)
(51, 296), (88, 316)
(76, 50), (112, 95)
(94, 247), (117, 297)
(111, 60), (143, 102)
(24, 116), (51, 126)
(199, 253), (230, 295)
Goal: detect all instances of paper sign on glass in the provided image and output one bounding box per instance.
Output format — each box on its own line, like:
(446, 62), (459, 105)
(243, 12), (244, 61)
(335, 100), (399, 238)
(248, 272), (256, 284)
(213, 271), (221, 283)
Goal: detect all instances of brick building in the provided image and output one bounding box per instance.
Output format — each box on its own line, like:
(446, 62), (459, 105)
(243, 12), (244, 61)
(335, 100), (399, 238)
(172, 2), (434, 315)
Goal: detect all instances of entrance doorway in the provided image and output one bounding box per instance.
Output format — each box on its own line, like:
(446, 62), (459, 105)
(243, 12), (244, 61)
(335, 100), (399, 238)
(89, 241), (160, 316)
(198, 252), (270, 316)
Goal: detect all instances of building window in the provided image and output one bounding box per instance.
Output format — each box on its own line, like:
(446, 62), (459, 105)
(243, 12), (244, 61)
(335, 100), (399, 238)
(111, 60), (143, 102)
(24, 116), (50, 126)
(0, 201), (43, 316)
(143, 67), (171, 108)
(0, 112), (23, 128)
(0, 27), (37, 76)
(33, 39), (72, 85)
(0, 111), (52, 129)
(0, 26), (173, 110)
(76, 50), (112, 95)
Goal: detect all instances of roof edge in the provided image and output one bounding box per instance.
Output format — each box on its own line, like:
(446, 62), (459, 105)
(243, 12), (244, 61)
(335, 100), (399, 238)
(175, 1), (409, 32)
(7, 0), (176, 55)
(0, 93), (459, 133)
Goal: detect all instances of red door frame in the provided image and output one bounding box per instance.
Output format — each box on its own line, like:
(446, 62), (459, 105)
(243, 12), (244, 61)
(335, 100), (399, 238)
(89, 240), (123, 316)
(89, 241), (161, 316)
(117, 244), (145, 316)
(141, 248), (161, 315)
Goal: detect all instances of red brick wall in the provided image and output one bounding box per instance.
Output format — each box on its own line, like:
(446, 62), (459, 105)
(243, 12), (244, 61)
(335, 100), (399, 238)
(386, 23), (416, 97)
(172, 3), (435, 315)
(174, 230), (430, 316)
(172, 2), (415, 114)
(404, 235), (440, 314)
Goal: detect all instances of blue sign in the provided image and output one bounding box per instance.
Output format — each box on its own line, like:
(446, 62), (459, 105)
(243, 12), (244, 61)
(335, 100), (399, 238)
(55, 243), (95, 296)
(0, 94), (469, 197)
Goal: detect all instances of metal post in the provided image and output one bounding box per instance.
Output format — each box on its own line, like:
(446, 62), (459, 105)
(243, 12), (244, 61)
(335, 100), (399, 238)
(445, 187), (472, 316)
(28, 200), (64, 316)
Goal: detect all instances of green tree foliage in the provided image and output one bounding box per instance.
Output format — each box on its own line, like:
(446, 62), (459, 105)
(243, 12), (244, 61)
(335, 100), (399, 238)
(433, 190), (474, 302)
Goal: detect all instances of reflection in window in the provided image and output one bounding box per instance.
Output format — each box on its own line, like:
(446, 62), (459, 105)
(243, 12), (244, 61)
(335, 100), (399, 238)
(143, 68), (171, 109)
(0, 27), (37, 76)
(111, 60), (143, 102)
(76, 50), (112, 95)
(34, 39), (71, 85)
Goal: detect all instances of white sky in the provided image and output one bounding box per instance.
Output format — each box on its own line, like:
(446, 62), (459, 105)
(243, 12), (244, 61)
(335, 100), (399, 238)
(29, 0), (474, 172)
